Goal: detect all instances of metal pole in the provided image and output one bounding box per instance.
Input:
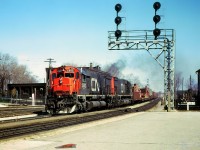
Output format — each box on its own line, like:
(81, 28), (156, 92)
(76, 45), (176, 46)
(167, 39), (171, 111)
(44, 58), (56, 105)
(108, 29), (175, 111)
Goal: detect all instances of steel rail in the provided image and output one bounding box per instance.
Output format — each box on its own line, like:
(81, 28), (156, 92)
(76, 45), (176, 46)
(0, 98), (160, 140)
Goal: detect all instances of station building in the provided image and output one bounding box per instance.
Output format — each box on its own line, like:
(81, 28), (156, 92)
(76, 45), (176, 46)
(7, 83), (46, 105)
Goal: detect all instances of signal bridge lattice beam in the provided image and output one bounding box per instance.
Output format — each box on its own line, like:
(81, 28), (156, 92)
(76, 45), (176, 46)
(108, 29), (175, 111)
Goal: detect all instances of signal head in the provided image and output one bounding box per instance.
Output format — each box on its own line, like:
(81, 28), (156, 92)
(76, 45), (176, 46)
(153, 15), (161, 24)
(115, 30), (122, 38)
(153, 28), (161, 39)
(115, 16), (122, 25)
(153, 2), (161, 11)
(115, 3), (122, 12)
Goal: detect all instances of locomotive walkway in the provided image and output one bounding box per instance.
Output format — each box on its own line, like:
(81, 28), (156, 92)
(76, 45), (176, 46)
(0, 102), (200, 150)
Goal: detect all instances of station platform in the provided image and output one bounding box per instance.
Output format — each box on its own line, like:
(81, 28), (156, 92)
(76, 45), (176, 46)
(0, 103), (200, 150)
(0, 104), (7, 107)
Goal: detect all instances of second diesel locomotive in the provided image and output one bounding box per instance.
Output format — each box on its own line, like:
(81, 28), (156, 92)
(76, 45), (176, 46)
(45, 64), (133, 114)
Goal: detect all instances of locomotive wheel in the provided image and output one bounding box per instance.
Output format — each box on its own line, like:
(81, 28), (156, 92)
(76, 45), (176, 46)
(77, 102), (87, 113)
(46, 108), (56, 115)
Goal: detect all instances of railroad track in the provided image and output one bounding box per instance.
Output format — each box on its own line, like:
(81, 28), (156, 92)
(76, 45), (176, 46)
(0, 98), (160, 140)
(0, 107), (45, 118)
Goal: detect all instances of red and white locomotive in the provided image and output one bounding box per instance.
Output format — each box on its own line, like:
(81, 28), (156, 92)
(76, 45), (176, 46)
(45, 64), (156, 114)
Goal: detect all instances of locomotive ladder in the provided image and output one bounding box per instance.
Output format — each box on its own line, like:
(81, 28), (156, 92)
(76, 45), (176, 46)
(108, 29), (175, 111)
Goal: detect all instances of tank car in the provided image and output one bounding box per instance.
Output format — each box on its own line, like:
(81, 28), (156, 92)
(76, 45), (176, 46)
(45, 65), (133, 114)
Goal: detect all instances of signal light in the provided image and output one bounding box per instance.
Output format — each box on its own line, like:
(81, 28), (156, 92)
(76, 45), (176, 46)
(115, 30), (122, 38)
(115, 3), (122, 12)
(153, 15), (160, 24)
(114, 3), (122, 39)
(115, 16), (122, 25)
(153, 2), (161, 40)
(153, 2), (161, 11)
(153, 28), (161, 37)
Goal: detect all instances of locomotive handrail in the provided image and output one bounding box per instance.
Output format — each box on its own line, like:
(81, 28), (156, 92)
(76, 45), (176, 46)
(51, 84), (72, 87)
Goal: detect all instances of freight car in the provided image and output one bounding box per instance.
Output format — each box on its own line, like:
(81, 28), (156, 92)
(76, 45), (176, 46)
(45, 64), (133, 114)
(132, 84), (157, 102)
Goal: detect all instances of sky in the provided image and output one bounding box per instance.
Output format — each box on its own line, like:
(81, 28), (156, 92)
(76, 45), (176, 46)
(0, 0), (200, 91)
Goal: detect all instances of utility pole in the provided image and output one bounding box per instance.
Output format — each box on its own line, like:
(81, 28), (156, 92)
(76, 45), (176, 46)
(147, 79), (149, 88)
(44, 58), (56, 105)
(44, 58), (56, 68)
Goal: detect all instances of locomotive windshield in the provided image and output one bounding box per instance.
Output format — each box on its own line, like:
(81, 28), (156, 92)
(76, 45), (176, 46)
(57, 73), (64, 78)
(55, 72), (74, 78)
(65, 73), (74, 78)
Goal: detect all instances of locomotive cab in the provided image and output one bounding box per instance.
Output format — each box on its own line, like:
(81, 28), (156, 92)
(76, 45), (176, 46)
(46, 66), (82, 114)
(50, 66), (81, 97)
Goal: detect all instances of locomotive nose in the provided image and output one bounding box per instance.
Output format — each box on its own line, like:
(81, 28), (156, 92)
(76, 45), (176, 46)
(53, 77), (75, 95)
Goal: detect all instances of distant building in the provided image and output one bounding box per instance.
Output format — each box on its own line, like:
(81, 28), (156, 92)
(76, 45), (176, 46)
(7, 83), (46, 104)
(196, 69), (200, 105)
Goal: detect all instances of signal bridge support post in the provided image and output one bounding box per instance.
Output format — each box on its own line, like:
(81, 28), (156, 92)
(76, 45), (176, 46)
(108, 29), (175, 111)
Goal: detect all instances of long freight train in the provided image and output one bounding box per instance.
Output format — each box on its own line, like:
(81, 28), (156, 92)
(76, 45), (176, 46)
(45, 64), (156, 114)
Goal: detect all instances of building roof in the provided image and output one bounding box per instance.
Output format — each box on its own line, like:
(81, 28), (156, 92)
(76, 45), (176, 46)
(8, 83), (46, 88)
(196, 69), (200, 73)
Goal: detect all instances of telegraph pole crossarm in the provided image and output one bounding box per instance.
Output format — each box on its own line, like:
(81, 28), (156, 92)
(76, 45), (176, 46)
(44, 58), (56, 68)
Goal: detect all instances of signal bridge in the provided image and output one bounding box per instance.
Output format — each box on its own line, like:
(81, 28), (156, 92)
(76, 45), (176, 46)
(108, 29), (176, 111)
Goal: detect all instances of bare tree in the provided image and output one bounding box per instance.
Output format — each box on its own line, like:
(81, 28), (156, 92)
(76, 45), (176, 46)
(185, 75), (197, 91)
(0, 53), (16, 94)
(124, 73), (143, 87)
(12, 64), (38, 83)
(0, 52), (38, 96)
(175, 71), (183, 92)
